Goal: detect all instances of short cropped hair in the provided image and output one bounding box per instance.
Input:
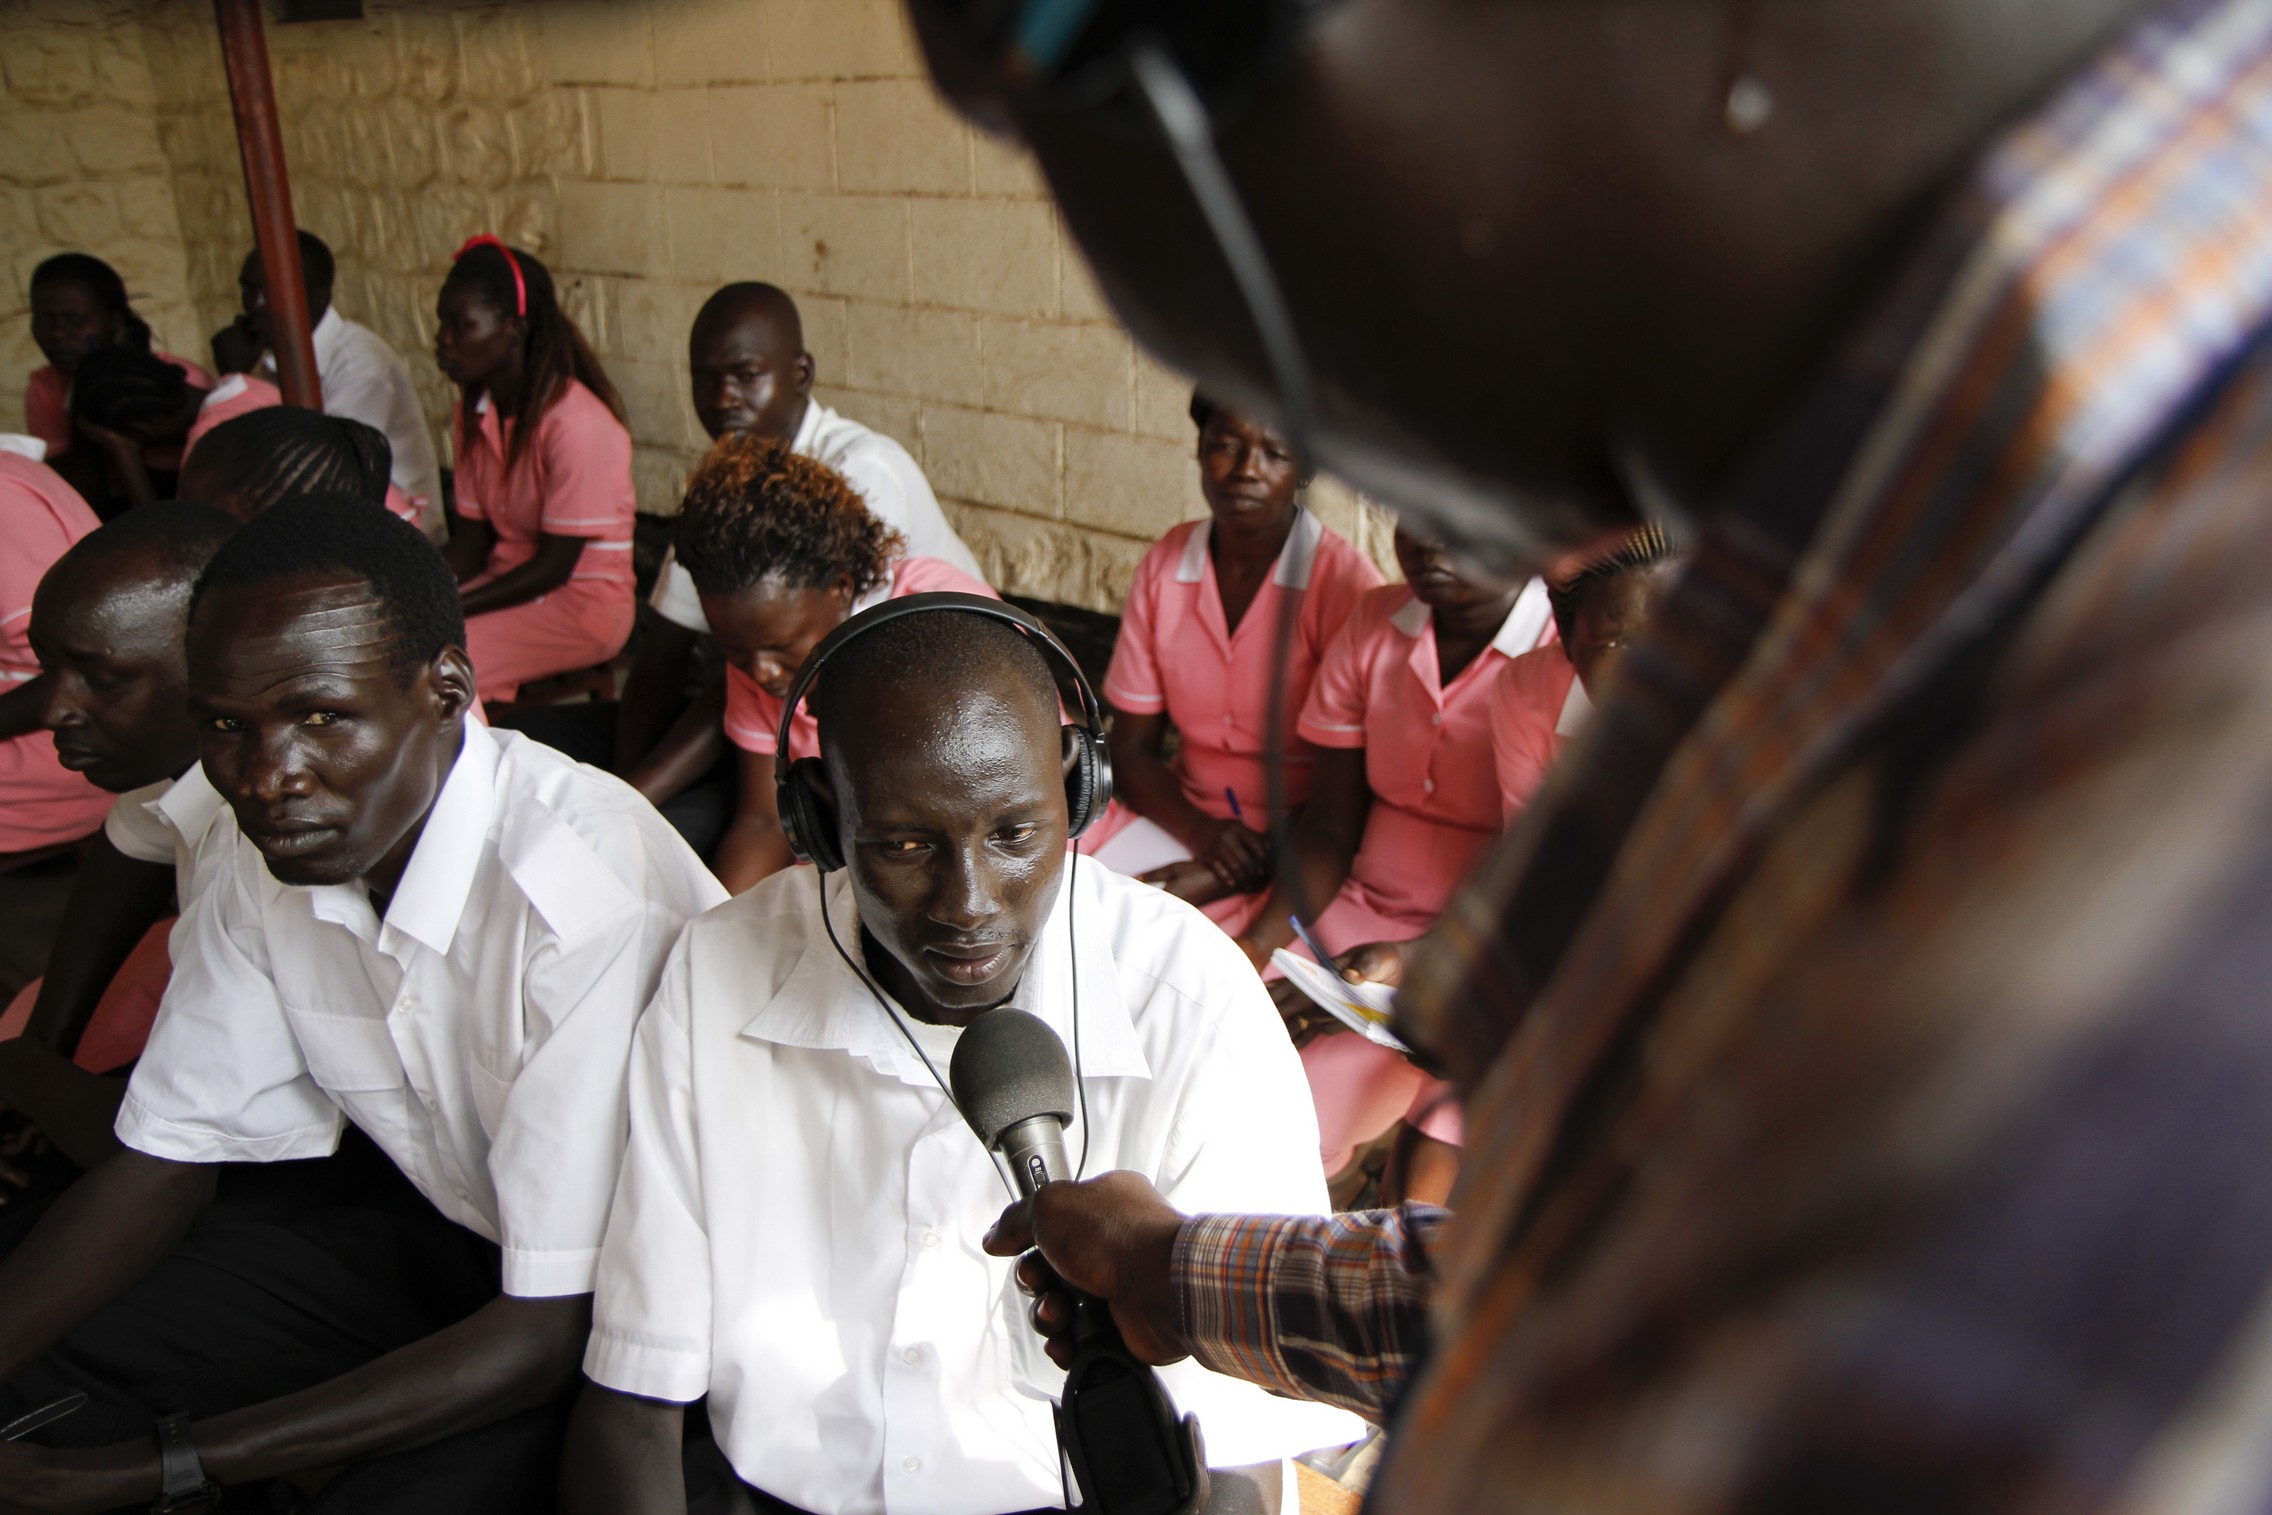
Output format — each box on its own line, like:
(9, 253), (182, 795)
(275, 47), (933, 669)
(1547, 521), (1687, 645)
(812, 607), (1059, 760)
(190, 494), (465, 678)
(674, 434), (904, 597)
(57, 500), (238, 591)
(180, 405), (392, 517)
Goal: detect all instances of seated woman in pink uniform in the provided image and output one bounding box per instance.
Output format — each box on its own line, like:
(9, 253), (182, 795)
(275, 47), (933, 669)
(675, 434), (995, 893)
(24, 254), (211, 509)
(436, 237), (636, 704)
(1232, 529), (1558, 1202)
(1082, 393), (1380, 935)
(0, 441), (108, 867)
(1495, 522), (1688, 819)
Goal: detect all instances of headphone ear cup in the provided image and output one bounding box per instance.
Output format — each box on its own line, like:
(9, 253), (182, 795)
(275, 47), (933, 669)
(777, 756), (845, 873)
(1064, 729), (1111, 840)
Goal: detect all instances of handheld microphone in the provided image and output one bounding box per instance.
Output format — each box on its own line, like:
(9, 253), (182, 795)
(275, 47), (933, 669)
(950, 1011), (1208, 1515)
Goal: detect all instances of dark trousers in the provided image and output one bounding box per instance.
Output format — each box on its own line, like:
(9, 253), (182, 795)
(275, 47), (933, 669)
(0, 1131), (568, 1514)
(494, 703), (737, 862)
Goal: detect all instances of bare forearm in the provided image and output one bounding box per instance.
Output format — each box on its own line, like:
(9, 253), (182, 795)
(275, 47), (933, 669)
(561, 1383), (687, 1515)
(0, 1149), (212, 1381)
(194, 1293), (591, 1485)
(614, 621), (701, 771)
(625, 679), (726, 804)
(25, 842), (175, 1056)
(1244, 817), (1361, 955)
(459, 552), (579, 617)
(1111, 743), (1217, 850)
(715, 816), (795, 894)
(0, 1041), (125, 1169)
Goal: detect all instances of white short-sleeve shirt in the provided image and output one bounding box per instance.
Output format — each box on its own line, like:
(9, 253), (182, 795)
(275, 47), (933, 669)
(650, 401), (984, 630)
(116, 725), (728, 1297)
(585, 859), (1361, 1515)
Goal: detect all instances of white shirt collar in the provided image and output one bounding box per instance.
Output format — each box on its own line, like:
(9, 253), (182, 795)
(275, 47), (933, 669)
(739, 861), (1152, 1087)
(151, 763), (227, 845)
(1387, 575), (1555, 653)
(303, 724), (498, 955)
(204, 373), (253, 407)
(0, 434), (48, 462)
(790, 398), (827, 456)
(1557, 674), (1595, 737)
(1171, 507), (1324, 591)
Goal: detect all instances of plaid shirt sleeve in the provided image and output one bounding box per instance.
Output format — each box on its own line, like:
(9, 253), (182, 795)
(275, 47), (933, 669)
(1171, 1204), (1449, 1424)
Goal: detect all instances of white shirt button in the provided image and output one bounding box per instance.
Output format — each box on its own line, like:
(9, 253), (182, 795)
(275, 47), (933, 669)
(903, 1346), (922, 1365)
(921, 1229), (941, 1249)
(901, 1456), (921, 1474)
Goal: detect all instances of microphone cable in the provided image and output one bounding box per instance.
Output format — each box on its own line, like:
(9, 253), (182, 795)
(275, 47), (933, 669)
(1128, 37), (1325, 927)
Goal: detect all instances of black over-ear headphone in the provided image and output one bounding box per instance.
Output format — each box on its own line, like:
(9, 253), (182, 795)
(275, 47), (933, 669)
(774, 591), (1114, 874)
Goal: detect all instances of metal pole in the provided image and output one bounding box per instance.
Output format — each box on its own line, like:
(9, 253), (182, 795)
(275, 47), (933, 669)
(213, 0), (321, 409)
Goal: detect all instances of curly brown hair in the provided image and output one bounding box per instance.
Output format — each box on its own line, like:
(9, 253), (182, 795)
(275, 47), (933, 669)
(673, 433), (905, 597)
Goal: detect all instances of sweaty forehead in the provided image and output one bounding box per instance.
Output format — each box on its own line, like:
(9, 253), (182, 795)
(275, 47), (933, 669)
(188, 572), (403, 693)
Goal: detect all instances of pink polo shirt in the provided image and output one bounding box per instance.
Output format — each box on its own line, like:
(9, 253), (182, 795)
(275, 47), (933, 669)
(26, 352), (213, 464)
(1296, 579), (1556, 932)
(0, 448), (108, 851)
(721, 556), (998, 759)
(183, 375), (421, 525)
(1490, 644), (1588, 824)
(451, 380), (635, 589)
(1101, 509), (1379, 821)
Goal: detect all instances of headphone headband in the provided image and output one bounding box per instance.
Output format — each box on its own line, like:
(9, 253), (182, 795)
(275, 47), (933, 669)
(774, 590), (1104, 759)
(453, 234), (526, 319)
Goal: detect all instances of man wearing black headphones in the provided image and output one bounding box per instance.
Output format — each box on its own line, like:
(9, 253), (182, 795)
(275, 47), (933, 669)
(563, 598), (1357, 1515)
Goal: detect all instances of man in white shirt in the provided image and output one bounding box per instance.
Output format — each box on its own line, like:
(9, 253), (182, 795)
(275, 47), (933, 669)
(218, 228), (447, 542)
(565, 602), (1357, 1515)
(0, 502), (240, 1173)
(0, 497), (725, 1512)
(517, 282), (987, 864)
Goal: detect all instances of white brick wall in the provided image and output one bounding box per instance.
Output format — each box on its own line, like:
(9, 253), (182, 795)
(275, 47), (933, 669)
(11, 0), (1393, 611)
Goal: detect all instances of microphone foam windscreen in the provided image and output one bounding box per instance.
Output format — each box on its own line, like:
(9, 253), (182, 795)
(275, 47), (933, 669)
(949, 1008), (1076, 1148)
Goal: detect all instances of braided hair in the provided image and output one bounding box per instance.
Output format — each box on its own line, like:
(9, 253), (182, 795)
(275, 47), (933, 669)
(70, 347), (188, 434)
(177, 406), (393, 520)
(443, 241), (623, 469)
(1548, 521), (1684, 645)
(674, 434), (904, 597)
(31, 253), (154, 354)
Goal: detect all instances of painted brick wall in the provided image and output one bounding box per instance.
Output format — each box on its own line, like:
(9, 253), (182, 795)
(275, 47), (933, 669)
(31, 0), (1393, 612)
(0, 1), (204, 439)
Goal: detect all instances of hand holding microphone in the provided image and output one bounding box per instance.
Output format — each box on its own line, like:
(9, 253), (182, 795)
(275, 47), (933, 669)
(984, 1173), (1192, 1370)
(951, 1010), (1208, 1515)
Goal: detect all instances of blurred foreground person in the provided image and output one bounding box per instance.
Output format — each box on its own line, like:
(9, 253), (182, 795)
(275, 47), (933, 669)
(932, 0), (2272, 1506)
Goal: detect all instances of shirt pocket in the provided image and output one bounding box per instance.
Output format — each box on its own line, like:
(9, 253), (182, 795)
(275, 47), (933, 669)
(284, 1008), (406, 1094)
(470, 1059), (514, 1137)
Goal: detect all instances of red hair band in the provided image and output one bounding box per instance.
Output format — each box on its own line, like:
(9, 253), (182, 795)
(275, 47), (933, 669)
(454, 234), (525, 318)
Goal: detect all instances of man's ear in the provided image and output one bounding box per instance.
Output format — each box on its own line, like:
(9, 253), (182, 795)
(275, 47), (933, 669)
(795, 350), (816, 398)
(429, 645), (478, 723)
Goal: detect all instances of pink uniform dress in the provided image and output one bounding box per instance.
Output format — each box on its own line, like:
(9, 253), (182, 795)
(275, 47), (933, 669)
(183, 375), (422, 525)
(1490, 643), (1588, 823)
(1081, 509), (1380, 935)
(452, 380), (636, 702)
(1286, 578), (1556, 1174)
(721, 557), (999, 761)
(26, 352), (213, 469)
(0, 446), (107, 853)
